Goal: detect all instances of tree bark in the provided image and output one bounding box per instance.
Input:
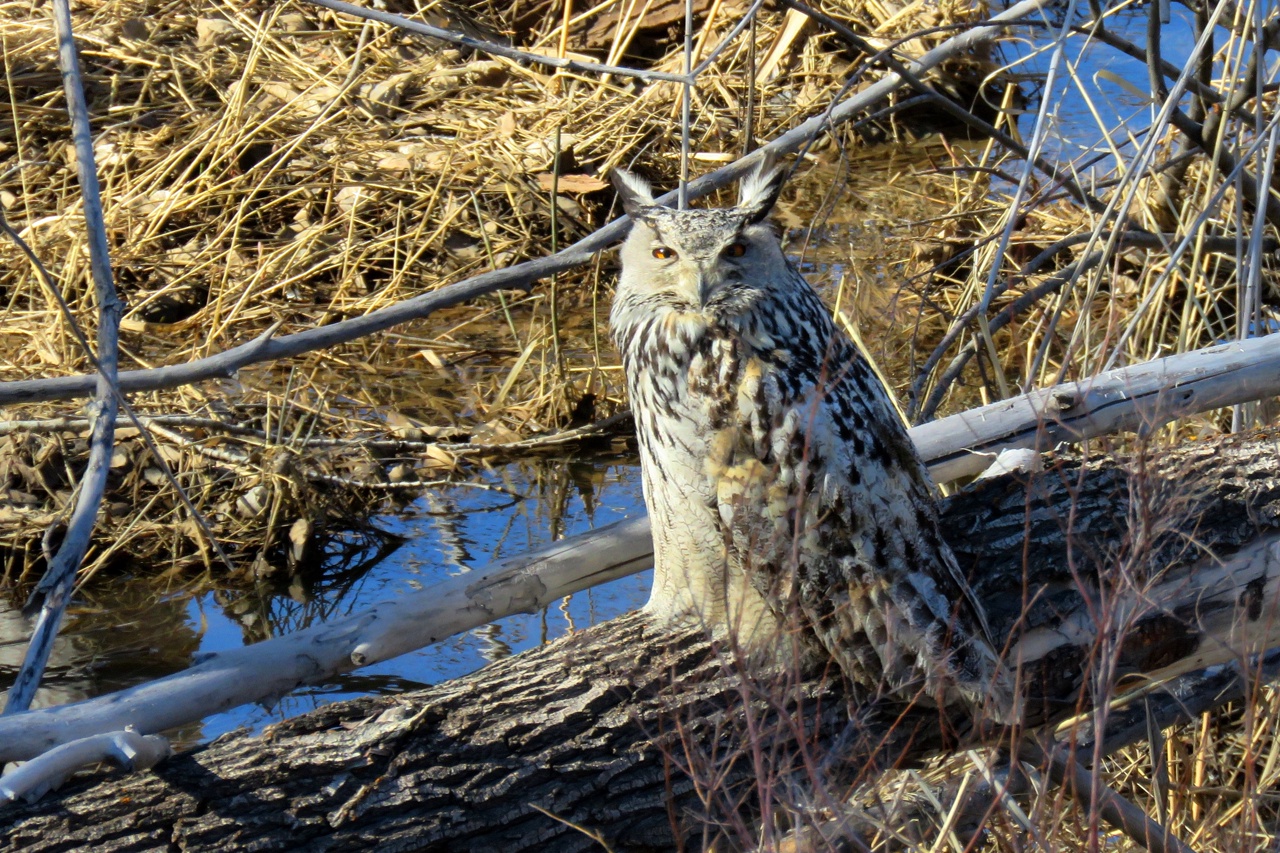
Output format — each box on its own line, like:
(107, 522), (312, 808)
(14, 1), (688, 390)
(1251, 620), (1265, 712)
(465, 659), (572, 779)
(5, 432), (1280, 851)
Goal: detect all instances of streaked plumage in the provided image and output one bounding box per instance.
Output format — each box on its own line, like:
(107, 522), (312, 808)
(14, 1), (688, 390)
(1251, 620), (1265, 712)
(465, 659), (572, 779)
(610, 157), (1015, 722)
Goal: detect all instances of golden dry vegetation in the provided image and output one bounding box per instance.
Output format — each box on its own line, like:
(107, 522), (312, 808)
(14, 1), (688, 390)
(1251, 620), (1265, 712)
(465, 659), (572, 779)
(2, 0), (1280, 849)
(0, 0), (1017, 578)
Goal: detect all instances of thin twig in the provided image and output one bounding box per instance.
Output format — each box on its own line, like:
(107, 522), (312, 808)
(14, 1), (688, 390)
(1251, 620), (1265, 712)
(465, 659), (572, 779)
(303, 0), (690, 83)
(3, 0), (123, 716)
(0, 210), (238, 573)
(690, 0), (767, 77)
(679, 0), (693, 209)
(1021, 736), (1197, 853)
(778, 0), (1106, 213)
(0, 411), (632, 462)
(915, 233), (1279, 422)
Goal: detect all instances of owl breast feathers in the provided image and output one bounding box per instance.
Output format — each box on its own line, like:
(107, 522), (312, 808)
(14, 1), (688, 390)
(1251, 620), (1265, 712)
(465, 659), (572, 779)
(610, 155), (1017, 724)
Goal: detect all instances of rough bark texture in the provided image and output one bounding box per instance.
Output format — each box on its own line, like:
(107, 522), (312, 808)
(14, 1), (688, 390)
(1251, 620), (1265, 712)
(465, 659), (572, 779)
(5, 431), (1280, 852)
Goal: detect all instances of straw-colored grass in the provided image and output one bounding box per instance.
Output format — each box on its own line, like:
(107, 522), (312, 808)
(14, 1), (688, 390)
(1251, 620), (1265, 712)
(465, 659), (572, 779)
(2, 0), (1280, 847)
(0, 0), (1010, 577)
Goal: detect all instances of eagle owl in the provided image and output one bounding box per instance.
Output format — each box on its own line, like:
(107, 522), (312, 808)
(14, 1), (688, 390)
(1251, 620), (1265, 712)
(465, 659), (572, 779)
(610, 156), (1016, 722)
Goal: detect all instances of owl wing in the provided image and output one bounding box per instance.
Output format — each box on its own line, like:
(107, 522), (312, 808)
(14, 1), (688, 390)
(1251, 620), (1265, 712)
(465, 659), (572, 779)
(709, 334), (1012, 717)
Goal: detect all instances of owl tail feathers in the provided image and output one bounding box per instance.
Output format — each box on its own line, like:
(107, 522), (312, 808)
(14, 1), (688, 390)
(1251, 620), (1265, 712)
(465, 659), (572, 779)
(964, 664), (1022, 729)
(949, 644), (1022, 728)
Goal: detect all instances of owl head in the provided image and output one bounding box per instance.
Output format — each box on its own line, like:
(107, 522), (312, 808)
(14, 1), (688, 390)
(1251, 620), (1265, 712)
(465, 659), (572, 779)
(610, 155), (789, 315)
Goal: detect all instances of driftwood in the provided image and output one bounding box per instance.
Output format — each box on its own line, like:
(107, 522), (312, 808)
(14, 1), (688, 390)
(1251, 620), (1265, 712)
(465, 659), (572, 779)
(0, 517), (654, 765)
(4, 431), (1280, 850)
(911, 332), (1280, 482)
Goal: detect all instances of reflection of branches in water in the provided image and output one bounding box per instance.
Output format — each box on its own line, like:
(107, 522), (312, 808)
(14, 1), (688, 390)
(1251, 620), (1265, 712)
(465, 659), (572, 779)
(422, 455), (633, 570)
(213, 455), (642, 652)
(474, 622), (512, 662)
(386, 480), (524, 512)
(422, 457), (640, 663)
(421, 493), (475, 571)
(500, 452), (638, 551)
(0, 580), (200, 709)
(215, 523), (404, 643)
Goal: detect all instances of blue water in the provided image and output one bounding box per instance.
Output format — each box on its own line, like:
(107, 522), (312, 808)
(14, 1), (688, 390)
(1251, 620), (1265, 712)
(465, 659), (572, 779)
(1006, 4), (1209, 176)
(0, 456), (650, 744)
(197, 455), (650, 740)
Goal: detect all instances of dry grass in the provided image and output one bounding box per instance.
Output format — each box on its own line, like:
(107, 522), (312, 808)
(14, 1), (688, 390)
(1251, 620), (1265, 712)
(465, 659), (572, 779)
(0, 0), (1007, 576)
(1, 0), (1280, 848)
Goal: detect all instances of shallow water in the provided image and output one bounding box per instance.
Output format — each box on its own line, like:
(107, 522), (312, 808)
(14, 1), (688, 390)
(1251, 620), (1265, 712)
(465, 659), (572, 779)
(0, 455), (650, 745)
(205, 453), (651, 741)
(1004, 5), (1204, 176)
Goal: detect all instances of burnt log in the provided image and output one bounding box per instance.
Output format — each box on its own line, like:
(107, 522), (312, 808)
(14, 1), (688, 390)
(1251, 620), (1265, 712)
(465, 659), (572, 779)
(4, 432), (1280, 851)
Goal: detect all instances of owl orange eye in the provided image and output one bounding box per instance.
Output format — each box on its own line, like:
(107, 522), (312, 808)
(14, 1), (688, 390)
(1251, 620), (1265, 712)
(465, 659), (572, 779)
(652, 246), (676, 260)
(725, 242), (747, 257)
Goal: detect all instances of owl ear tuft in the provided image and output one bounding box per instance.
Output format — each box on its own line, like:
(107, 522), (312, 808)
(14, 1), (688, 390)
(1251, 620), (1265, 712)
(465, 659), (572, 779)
(611, 168), (658, 221)
(737, 151), (785, 224)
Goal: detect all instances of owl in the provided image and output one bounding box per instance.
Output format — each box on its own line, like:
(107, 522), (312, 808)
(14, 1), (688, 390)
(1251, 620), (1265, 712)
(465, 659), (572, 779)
(609, 155), (1016, 723)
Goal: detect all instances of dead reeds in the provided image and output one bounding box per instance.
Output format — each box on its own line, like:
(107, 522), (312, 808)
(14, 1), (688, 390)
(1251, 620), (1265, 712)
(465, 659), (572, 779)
(2, 0), (1280, 847)
(0, 0), (1015, 575)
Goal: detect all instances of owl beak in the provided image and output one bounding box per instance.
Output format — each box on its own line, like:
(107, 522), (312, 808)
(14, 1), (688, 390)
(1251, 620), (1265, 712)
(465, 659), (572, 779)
(698, 280), (716, 308)
(697, 271), (728, 309)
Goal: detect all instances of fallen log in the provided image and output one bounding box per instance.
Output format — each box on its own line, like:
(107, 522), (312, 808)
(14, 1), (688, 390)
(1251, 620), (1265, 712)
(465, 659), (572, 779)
(5, 430), (1280, 850)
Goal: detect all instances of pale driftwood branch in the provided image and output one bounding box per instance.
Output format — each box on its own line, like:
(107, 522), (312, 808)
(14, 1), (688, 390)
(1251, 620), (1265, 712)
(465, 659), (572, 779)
(913, 331), (1280, 483)
(909, 232), (1280, 419)
(0, 516), (653, 764)
(0, 0), (1052, 408)
(3, 0), (123, 715)
(0, 730), (169, 806)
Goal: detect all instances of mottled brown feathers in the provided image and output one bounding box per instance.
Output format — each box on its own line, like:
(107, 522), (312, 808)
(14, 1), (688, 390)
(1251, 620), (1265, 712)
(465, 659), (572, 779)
(610, 159), (1016, 724)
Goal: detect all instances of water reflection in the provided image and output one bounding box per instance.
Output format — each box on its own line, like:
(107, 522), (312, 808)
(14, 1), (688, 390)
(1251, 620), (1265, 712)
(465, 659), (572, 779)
(196, 451), (650, 741)
(0, 579), (206, 745)
(1, 453), (650, 745)
(1003, 4), (1204, 176)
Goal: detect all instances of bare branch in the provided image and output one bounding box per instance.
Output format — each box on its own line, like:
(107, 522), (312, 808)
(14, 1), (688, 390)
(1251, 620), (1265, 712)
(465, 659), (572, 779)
(302, 0), (691, 83)
(3, 0), (123, 716)
(778, 0), (1105, 212)
(1023, 737), (1196, 853)
(0, 515), (655, 764)
(0, 730), (170, 807)
(913, 331), (1280, 483)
